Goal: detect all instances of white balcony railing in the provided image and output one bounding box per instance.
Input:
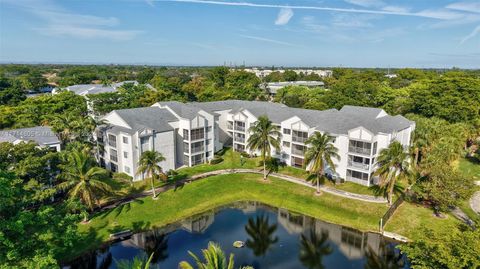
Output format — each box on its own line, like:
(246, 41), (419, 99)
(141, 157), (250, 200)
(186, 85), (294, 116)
(348, 146), (371, 155)
(347, 161), (370, 170)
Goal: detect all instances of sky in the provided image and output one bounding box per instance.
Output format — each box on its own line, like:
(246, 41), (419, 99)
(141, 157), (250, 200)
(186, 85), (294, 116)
(0, 0), (479, 68)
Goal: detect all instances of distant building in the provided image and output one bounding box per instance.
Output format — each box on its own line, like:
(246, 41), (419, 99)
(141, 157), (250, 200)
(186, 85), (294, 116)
(52, 81), (140, 96)
(242, 68), (333, 79)
(0, 126), (61, 151)
(263, 81), (325, 96)
(385, 74), (398, 79)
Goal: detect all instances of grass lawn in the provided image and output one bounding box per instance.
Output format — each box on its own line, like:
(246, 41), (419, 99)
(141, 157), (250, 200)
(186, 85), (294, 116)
(332, 181), (378, 196)
(65, 173), (388, 261)
(385, 202), (462, 240)
(457, 157), (480, 181)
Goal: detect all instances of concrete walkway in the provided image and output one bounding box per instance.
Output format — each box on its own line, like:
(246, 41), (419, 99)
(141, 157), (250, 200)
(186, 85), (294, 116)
(187, 169), (387, 203)
(470, 187), (480, 215)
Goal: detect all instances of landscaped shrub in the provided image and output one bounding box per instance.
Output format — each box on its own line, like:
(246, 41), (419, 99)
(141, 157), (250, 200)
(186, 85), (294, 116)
(210, 157), (224, 164)
(240, 152), (251, 158)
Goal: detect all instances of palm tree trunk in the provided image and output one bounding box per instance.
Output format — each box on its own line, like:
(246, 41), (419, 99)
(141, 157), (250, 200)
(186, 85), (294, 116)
(414, 148), (419, 167)
(151, 176), (156, 198)
(316, 175), (320, 194)
(263, 157), (267, 180)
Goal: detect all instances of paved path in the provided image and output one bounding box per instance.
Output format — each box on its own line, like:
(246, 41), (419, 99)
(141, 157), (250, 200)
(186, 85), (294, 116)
(470, 191), (480, 215)
(100, 169), (387, 213)
(451, 207), (476, 228)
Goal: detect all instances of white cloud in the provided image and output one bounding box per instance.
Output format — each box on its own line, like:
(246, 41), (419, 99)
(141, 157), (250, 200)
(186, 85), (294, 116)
(301, 16), (328, 32)
(161, 0), (470, 21)
(446, 2), (480, 14)
(344, 0), (384, 8)
(239, 34), (297, 46)
(3, 0), (141, 41)
(275, 7), (294, 25)
(460, 24), (480, 44)
(382, 6), (410, 13)
(332, 14), (379, 28)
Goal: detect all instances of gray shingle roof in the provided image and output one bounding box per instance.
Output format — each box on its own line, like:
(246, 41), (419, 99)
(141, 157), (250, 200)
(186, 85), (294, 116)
(0, 126), (60, 146)
(189, 100), (413, 135)
(113, 107), (177, 132)
(156, 101), (202, 120)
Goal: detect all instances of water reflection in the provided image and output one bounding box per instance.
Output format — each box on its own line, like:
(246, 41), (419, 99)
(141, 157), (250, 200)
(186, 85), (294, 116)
(245, 215), (278, 257)
(64, 201), (407, 269)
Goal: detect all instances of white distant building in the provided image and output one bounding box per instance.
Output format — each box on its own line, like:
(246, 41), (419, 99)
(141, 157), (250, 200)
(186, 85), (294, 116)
(52, 81), (140, 96)
(0, 126), (61, 151)
(263, 81), (325, 96)
(243, 68), (333, 79)
(98, 100), (414, 186)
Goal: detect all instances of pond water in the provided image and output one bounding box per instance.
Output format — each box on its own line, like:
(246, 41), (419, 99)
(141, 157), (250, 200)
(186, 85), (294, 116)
(65, 201), (408, 269)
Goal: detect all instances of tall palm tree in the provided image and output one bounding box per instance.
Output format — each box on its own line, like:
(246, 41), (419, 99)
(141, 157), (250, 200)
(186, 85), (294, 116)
(179, 242), (235, 269)
(411, 128), (428, 167)
(245, 215), (278, 257)
(247, 116), (281, 180)
(57, 147), (112, 221)
(299, 229), (332, 269)
(374, 141), (410, 205)
(50, 113), (80, 145)
(304, 132), (340, 195)
(137, 151), (166, 199)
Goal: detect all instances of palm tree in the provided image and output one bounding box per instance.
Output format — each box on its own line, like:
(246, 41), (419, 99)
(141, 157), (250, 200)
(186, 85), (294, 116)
(304, 132), (340, 195)
(299, 229), (332, 269)
(411, 128), (427, 167)
(137, 151), (166, 199)
(245, 215), (278, 257)
(50, 113), (80, 145)
(247, 116), (281, 180)
(57, 147), (112, 221)
(116, 253), (156, 269)
(374, 141), (410, 205)
(364, 244), (405, 269)
(179, 242), (235, 269)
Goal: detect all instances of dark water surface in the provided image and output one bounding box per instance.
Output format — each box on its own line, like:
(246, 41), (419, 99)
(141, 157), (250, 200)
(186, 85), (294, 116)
(66, 201), (408, 269)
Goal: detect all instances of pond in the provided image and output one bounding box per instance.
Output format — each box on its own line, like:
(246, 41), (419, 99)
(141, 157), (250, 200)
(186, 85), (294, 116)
(65, 201), (408, 269)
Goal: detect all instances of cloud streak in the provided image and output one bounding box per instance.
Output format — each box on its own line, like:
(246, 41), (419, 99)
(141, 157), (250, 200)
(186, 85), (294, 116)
(159, 0), (466, 20)
(275, 7), (294, 25)
(239, 34), (296, 46)
(460, 24), (480, 44)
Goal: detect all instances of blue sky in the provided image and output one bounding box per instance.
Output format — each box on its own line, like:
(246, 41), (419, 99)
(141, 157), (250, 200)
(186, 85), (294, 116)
(0, 0), (479, 68)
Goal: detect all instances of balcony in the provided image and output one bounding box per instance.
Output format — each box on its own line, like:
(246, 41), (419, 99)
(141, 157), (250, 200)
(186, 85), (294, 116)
(347, 161), (370, 170)
(291, 147), (305, 156)
(234, 125), (245, 132)
(348, 146), (371, 155)
(292, 136), (307, 143)
(110, 155), (118, 163)
(234, 135), (245, 143)
(227, 121), (233, 130)
(191, 146), (205, 154)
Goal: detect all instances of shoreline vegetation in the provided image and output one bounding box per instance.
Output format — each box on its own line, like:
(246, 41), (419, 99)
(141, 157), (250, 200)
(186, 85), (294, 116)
(63, 173), (460, 261)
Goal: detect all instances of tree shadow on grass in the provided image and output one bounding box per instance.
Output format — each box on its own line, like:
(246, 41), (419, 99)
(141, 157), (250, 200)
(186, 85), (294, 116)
(98, 198), (145, 220)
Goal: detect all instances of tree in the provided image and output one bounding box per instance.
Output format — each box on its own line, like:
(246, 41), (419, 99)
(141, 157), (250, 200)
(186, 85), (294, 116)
(245, 215), (278, 256)
(57, 147), (112, 220)
(247, 116), (281, 180)
(137, 151), (167, 199)
(398, 226), (480, 269)
(116, 253), (156, 269)
(299, 229), (332, 269)
(374, 142), (409, 205)
(304, 132), (340, 195)
(179, 242), (235, 269)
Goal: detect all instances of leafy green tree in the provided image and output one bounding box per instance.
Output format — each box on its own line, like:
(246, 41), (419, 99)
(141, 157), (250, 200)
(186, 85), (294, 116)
(247, 116), (281, 180)
(299, 229), (332, 269)
(137, 151), (167, 199)
(179, 242), (236, 269)
(245, 215), (278, 256)
(304, 132), (340, 194)
(57, 147), (112, 219)
(398, 226), (480, 269)
(374, 141), (409, 205)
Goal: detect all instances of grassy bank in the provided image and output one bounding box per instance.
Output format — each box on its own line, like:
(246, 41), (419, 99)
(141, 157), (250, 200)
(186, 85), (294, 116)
(65, 173), (387, 260)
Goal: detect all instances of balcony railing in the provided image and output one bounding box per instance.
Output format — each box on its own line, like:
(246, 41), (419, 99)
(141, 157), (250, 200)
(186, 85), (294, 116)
(347, 161), (370, 170)
(191, 146), (205, 154)
(191, 134), (205, 141)
(348, 146), (371, 155)
(110, 155), (118, 163)
(108, 140), (117, 147)
(234, 136), (245, 143)
(227, 122), (233, 130)
(292, 148), (305, 156)
(234, 125), (245, 132)
(292, 136), (307, 143)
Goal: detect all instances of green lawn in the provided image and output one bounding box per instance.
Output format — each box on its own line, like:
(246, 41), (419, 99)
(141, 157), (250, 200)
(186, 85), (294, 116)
(332, 181), (378, 196)
(457, 157), (480, 181)
(385, 202), (461, 240)
(65, 173), (387, 260)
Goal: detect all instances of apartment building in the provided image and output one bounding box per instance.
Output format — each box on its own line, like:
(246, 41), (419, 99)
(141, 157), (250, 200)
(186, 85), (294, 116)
(98, 100), (414, 186)
(0, 126), (61, 151)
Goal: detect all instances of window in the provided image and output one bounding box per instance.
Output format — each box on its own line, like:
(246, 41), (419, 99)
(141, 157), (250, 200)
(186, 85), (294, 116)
(124, 166), (131, 174)
(140, 137), (150, 150)
(183, 129), (189, 140)
(348, 140), (372, 155)
(292, 144), (306, 156)
(183, 142), (189, 153)
(190, 128), (205, 141)
(122, 136), (128, 144)
(283, 141), (290, 147)
(110, 149), (118, 163)
(206, 139), (211, 145)
(191, 154), (205, 165)
(227, 121), (233, 129)
(183, 154), (190, 165)
(97, 131), (104, 143)
(123, 151), (128, 159)
(234, 121), (246, 132)
(191, 141), (205, 153)
(372, 142), (377, 155)
(108, 134), (117, 147)
(291, 156), (304, 168)
(292, 130), (308, 143)
(110, 163), (118, 173)
(206, 151), (211, 158)
(283, 128), (291, 135)
(206, 126), (212, 133)
(347, 169), (369, 181)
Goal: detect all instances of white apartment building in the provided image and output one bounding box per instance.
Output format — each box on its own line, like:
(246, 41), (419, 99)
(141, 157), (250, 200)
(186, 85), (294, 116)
(243, 68), (333, 78)
(98, 100), (414, 186)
